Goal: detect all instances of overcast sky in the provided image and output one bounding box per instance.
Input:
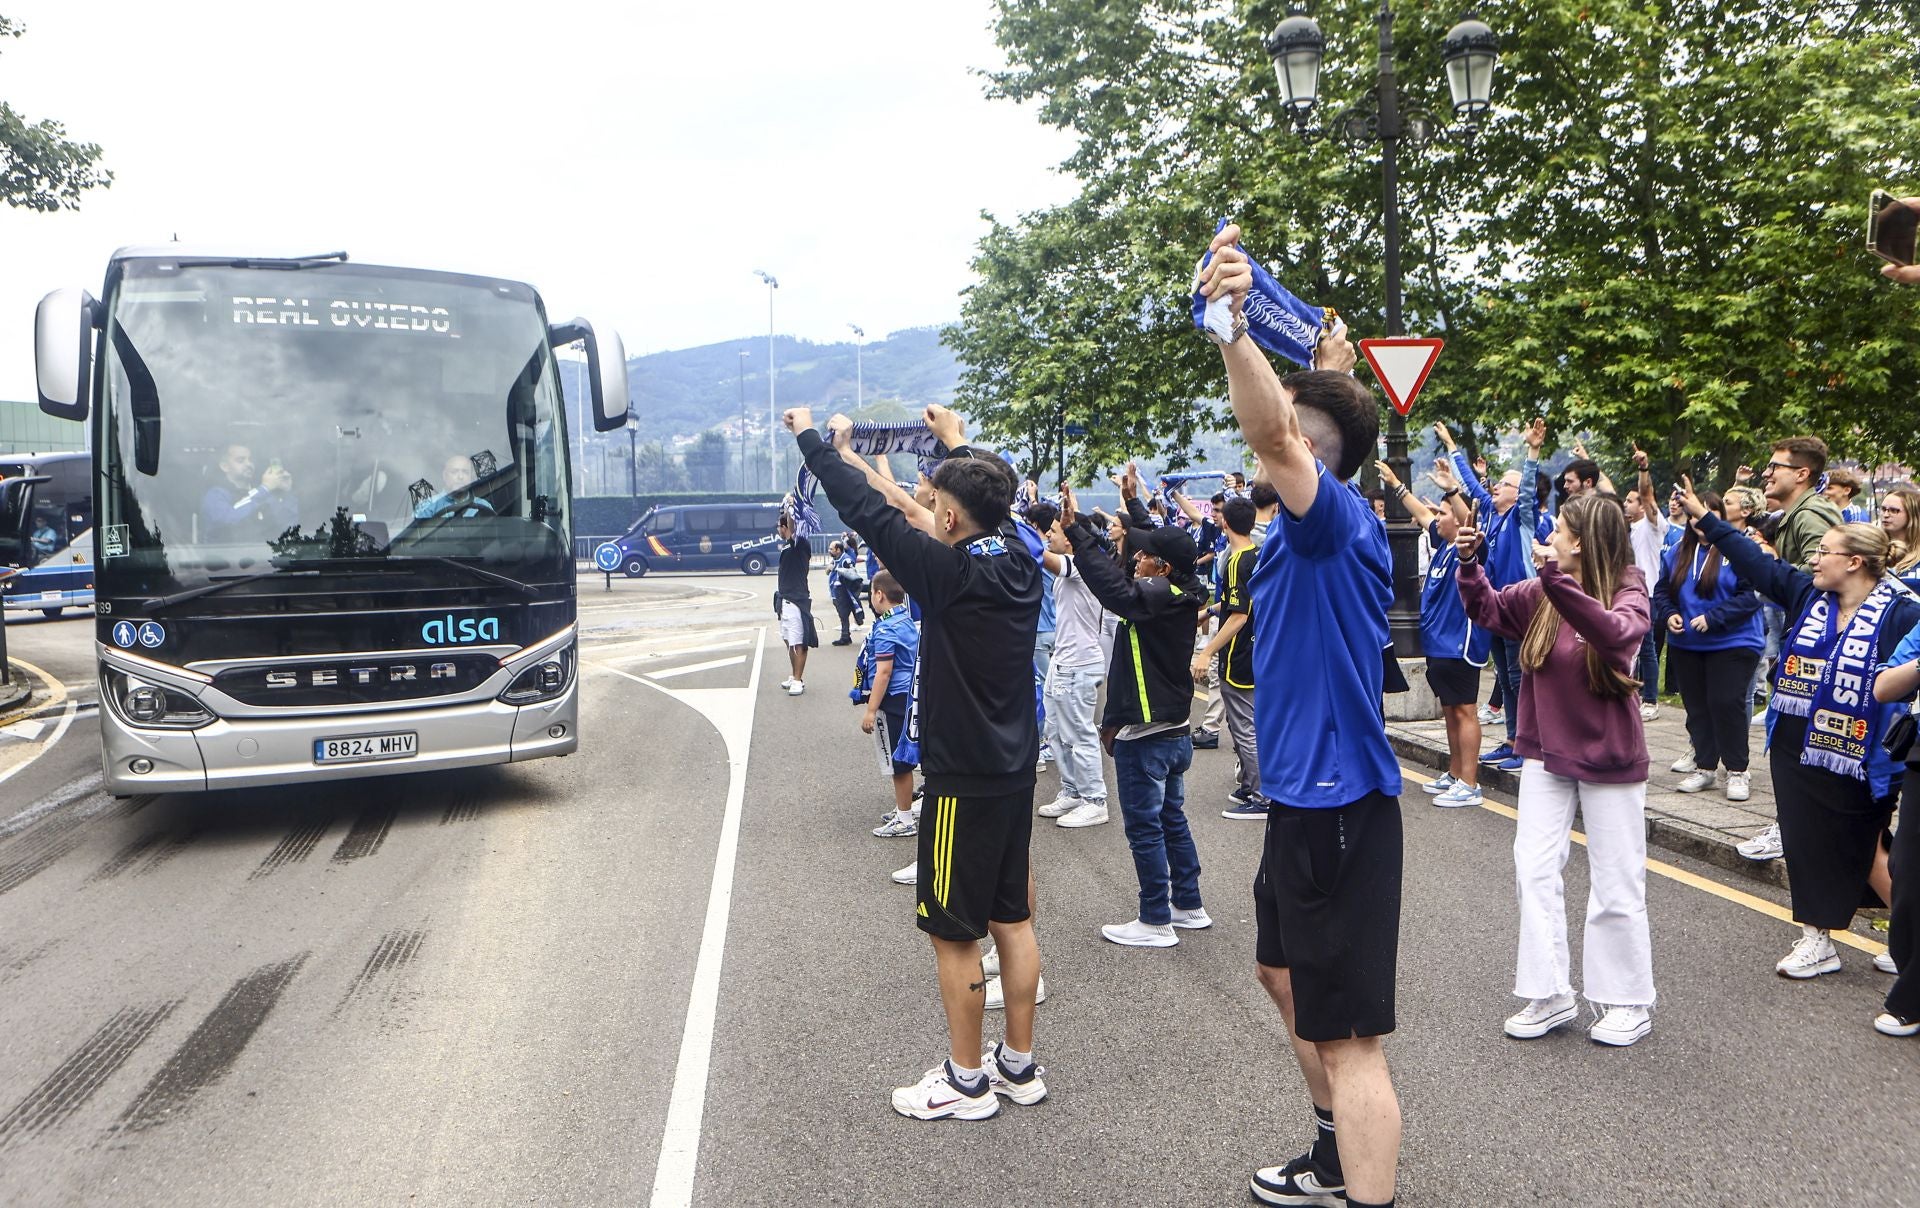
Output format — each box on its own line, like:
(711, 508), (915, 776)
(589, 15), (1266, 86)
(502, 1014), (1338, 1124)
(0, 0), (1079, 398)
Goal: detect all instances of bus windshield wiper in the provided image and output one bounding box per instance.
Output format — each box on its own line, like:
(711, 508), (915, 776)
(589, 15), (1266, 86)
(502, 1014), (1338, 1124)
(382, 555), (538, 596)
(142, 568), (323, 613)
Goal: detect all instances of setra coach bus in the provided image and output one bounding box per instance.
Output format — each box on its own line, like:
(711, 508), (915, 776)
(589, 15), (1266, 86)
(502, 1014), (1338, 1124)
(34, 247), (628, 794)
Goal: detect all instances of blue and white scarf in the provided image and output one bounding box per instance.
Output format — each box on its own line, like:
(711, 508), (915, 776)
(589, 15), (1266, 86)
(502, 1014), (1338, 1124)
(1191, 218), (1326, 368)
(790, 423), (947, 537)
(1157, 470), (1246, 519)
(1773, 579), (1903, 780)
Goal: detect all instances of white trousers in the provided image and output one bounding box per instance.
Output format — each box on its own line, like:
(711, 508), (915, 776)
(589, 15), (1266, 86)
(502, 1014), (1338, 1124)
(1513, 761), (1656, 1007)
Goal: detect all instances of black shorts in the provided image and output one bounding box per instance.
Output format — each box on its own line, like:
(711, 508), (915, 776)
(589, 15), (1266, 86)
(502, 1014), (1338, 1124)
(1253, 791), (1403, 1041)
(916, 784), (1033, 942)
(879, 695), (915, 776)
(1425, 657), (1482, 708)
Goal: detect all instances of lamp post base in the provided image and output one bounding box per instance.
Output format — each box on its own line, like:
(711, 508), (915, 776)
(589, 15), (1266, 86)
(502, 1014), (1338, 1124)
(1383, 657), (1443, 722)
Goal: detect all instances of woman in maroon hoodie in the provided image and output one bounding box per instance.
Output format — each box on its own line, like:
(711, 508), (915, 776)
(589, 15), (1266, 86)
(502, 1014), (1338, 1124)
(1458, 494), (1656, 1047)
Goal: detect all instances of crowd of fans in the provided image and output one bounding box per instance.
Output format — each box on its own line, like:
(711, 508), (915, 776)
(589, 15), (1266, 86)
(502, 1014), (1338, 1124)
(756, 218), (1919, 1208)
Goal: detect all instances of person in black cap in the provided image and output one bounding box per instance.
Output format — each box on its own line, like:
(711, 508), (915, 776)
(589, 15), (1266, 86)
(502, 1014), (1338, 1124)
(1060, 470), (1210, 948)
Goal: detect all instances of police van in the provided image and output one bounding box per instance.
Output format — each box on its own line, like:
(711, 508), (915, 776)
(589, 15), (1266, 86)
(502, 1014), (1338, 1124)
(614, 502), (786, 576)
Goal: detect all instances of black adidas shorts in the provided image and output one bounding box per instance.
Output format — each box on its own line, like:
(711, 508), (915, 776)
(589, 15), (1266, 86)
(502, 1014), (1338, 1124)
(1424, 657), (1482, 708)
(916, 784), (1033, 942)
(1253, 791), (1403, 1041)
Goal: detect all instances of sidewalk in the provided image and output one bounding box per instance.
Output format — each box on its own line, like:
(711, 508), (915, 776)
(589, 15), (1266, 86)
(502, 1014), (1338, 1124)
(1388, 706), (1788, 889)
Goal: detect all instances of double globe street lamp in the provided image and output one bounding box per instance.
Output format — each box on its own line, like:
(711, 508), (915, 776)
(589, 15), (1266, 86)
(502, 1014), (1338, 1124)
(1264, 3), (1499, 659)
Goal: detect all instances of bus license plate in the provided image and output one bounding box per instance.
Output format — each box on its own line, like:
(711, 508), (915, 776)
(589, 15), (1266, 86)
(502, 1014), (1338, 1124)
(314, 732), (418, 764)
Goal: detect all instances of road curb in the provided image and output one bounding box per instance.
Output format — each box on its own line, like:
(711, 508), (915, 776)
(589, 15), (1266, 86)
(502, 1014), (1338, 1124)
(0, 663), (33, 716)
(1387, 729), (1789, 890)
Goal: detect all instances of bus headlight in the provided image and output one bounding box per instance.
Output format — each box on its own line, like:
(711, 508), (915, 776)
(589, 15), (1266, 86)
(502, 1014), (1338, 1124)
(104, 666), (215, 730)
(498, 643), (575, 706)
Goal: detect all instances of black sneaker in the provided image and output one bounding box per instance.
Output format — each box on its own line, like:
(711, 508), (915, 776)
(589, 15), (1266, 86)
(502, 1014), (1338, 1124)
(1192, 730), (1220, 750)
(1223, 790), (1272, 821)
(832, 637), (852, 646)
(1250, 1154), (1344, 1206)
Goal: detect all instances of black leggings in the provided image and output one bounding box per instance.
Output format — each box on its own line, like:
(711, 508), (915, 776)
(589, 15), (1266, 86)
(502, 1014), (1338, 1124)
(1669, 646), (1760, 773)
(1888, 775), (1920, 1019)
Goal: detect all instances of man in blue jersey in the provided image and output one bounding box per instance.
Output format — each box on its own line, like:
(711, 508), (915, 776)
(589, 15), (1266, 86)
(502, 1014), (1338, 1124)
(1434, 419), (1543, 771)
(1201, 222), (1403, 1208)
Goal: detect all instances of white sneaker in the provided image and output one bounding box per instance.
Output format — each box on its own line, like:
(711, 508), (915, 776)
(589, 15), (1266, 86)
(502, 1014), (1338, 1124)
(890, 860), (917, 885)
(1169, 906), (1213, 930)
(779, 677), (794, 690)
(1738, 823), (1784, 861)
(1675, 770), (1717, 793)
(1434, 781), (1483, 808)
(1056, 800), (1109, 828)
(983, 975), (1048, 1011)
(1101, 918), (1178, 948)
(1777, 930), (1841, 979)
(1504, 992), (1579, 1039)
(1875, 1012), (1920, 1037)
(981, 1043), (1049, 1104)
(1640, 702), (1660, 721)
(1589, 1004), (1653, 1047)
(787, 680), (805, 696)
(981, 947), (1000, 978)
(1874, 950), (1898, 975)
(890, 1061), (999, 1121)
(1751, 707), (1768, 727)
(1420, 772), (1456, 796)
(872, 810), (919, 838)
(1037, 794), (1082, 819)
(1477, 704), (1503, 725)
(1670, 753), (1697, 774)
(1726, 771), (1751, 802)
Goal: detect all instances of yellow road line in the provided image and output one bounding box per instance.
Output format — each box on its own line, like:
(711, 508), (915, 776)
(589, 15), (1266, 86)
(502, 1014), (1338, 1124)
(1400, 765), (1887, 956)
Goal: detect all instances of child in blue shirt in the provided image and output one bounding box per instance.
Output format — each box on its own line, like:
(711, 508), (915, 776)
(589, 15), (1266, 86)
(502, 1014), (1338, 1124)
(863, 571), (921, 837)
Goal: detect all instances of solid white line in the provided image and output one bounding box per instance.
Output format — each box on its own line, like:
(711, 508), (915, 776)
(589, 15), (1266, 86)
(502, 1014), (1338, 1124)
(646, 655), (747, 680)
(0, 700), (77, 791)
(641, 629), (766, 1208)
(591, 636), (754, 659)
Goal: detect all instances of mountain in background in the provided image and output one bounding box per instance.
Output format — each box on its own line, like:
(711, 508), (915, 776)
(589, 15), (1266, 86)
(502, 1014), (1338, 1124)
(626, 326), (961, 442)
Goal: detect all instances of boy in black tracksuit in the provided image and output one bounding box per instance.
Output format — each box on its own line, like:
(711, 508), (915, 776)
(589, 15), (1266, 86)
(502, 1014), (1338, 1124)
(788, 403), (1046, 1122)
(1062, 485), (1210, 948)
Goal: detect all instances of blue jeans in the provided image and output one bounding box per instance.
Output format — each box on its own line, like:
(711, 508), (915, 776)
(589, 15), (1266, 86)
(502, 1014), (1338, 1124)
(1111, 732), (1201, 925)
(1488, 634), (1523, 743)
(1637, 628), (1660, 704)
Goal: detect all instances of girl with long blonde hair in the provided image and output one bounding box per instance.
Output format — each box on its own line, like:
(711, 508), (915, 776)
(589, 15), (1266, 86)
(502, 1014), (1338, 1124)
(1457, 494), (1656, 1047)
(1881, 487), (1920, 592)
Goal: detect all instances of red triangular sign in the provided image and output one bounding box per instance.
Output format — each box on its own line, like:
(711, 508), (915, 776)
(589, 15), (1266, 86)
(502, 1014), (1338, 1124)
(1358, 338), (1445, 416)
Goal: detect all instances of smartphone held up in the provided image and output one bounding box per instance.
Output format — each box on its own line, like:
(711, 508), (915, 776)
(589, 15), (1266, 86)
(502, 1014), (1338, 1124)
(1867, 189), (1919, 268)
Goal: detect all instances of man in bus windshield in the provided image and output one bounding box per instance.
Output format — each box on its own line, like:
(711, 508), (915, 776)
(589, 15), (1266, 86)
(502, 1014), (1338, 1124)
(200, 444), (298, 542)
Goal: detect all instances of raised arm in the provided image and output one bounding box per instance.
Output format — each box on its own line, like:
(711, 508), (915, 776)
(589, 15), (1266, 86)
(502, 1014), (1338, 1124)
(1375, 460), (1436, 529)
(1676, 476), (1813, 616)
(827, 418), (936, 536)
(1201, 224), (1325, 520)
(1437, 424), (1493, 510)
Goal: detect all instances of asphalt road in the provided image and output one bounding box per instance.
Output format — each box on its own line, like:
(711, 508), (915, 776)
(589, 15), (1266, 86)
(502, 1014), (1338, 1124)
(1, 575), (1915, 1207)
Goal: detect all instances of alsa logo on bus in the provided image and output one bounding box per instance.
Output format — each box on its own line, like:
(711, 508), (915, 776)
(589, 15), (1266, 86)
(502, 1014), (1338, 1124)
(421, 614), (503, 645)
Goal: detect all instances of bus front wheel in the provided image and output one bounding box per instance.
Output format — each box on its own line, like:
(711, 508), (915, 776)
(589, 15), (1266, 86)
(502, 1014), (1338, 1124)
(740, 552), (769, 576)
(623, 557), (649, 578)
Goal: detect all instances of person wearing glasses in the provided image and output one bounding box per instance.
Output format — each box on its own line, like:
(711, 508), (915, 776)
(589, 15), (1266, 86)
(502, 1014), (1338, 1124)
(1676, 480), (1920, 981)
(1760, 436), (1843, 568)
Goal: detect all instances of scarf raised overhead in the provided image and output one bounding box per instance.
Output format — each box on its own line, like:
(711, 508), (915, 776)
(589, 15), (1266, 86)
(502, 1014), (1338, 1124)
(790, 423), (947, 537)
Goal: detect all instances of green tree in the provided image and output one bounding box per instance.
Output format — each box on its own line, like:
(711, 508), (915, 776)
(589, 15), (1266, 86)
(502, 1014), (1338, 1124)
(951, 0), (1920, 482)
(1, 15), (110, 211)
(685, 431), (729, 491)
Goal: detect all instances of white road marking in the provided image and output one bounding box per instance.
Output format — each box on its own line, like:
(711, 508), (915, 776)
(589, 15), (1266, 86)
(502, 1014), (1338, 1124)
(592, 628), (768, 1207)
(588, 635), (754, 659)
(646, 655), (748, 680)
(0, 766), (103, 837)
(0, 694), (78, 791)
(1, 719), (47, 741)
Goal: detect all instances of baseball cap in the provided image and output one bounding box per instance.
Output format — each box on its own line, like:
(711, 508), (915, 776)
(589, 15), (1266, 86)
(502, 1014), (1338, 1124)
(1131, 523), (1197, 575)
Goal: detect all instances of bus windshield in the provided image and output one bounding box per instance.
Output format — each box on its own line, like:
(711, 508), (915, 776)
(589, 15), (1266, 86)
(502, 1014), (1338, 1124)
(95, 260), (573, 601)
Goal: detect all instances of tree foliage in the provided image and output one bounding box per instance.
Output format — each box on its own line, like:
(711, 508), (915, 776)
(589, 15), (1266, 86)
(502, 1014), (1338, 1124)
(0, 15), (110, 212)
(948, 0), (1920, 483)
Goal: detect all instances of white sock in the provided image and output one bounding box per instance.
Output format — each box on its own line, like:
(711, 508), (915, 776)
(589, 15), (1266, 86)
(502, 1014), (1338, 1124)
(997, 1044), (1033, 1075)
(948, 1061), (986, 1091)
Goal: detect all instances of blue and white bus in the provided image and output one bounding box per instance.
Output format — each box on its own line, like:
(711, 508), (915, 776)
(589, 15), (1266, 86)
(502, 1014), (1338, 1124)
(0, 451), (94, 618)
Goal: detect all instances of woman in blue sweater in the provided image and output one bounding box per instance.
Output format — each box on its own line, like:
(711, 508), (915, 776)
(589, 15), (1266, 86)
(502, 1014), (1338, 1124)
(1653, 490), (1765, 801)
(1678, 480), (1920, 980)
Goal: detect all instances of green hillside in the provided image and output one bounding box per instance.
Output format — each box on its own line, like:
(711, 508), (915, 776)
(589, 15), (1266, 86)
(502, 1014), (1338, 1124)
(625, 326), (960, 442)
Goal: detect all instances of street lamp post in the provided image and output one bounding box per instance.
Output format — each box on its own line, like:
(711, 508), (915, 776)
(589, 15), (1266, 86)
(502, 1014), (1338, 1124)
(848, 323), (865, 411)
(753, 270), (779, 490)
(1264, 2), (1499, 658)
(625, 413), (638, 502)
(737, 349), (749, 493)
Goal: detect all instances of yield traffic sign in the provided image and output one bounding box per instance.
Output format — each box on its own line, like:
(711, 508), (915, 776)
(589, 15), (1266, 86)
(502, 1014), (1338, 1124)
(1358, 338), (1445, 417)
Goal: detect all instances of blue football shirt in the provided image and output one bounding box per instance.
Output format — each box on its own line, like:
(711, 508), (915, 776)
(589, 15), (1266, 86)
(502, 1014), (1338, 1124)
(1248, 463), (1403, 808)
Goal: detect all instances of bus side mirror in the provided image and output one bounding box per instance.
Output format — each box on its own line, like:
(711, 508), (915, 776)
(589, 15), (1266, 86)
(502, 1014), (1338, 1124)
(36, 288), (97, 421)
(548, 318), (630, 432)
